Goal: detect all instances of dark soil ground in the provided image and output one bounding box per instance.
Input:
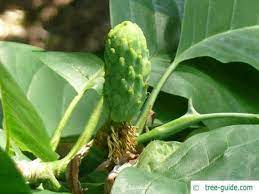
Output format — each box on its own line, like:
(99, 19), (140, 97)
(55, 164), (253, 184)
(0, 0), (109, 52)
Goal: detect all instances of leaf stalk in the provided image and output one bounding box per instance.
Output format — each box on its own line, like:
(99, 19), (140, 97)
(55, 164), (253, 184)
(54, 96), (104, 174)
(51, 70), (103, 150)
(135, 61), (179, 133)
(137, 112), (259, 144)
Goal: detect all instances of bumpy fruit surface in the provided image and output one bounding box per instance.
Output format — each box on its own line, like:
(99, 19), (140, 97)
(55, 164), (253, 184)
(104, 21), (151, 122)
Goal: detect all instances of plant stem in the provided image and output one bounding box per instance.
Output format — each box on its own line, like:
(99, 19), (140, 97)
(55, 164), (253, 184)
(135, 61), (178, 133)
(51, 91), (85, 150)
(54, 96), (104, 173)
(17, 160), (62, 191)
(51, 70), (103, 150)
(16, 96), (131, 191)
(137, 112), (259, 144)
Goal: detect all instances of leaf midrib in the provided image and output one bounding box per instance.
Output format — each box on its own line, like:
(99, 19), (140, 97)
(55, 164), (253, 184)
(175, 25), (259, 65)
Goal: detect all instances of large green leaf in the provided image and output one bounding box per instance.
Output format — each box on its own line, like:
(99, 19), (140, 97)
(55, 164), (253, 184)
(146, 0), (259, 128)
(110, 0), (182, 57)
(175, 0), (259, 70)
(150, 58), (259, 128)
(137, 140), (181, 171)
(0, 42), (57, 160)
(0, 129), (31, 161)
(0, 148), (31, 194)
(38, 52), (104, 94)
(0, 41), (106, 160)
(154, 125), (259, 180)
(30, 51), (106, 137)
(112, 141), (187, 194)
(0, 100), (2, 128)
(112, 125), (259, 193)
(112, 167), (188, 194)
(61, 89), (108, 137)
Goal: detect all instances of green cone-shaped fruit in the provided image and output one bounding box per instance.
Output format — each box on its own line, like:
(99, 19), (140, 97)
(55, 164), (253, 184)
(104, 21), (151, 122)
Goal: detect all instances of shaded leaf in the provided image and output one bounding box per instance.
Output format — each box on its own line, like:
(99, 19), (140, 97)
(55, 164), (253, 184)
(0, 148), (31, 194)
(150, 58), (259, 129)
(174, 0), (185, 19)
(80, 146), (107, 175)
(80, 171), (107, 194)
(62, 89), (108, 137)
(0, 100), (2, 128)
(110, 0), (182, 57)
(175, 0), (259, 70)
(148, 0), (259, 129)
(152, 86), (187, 127)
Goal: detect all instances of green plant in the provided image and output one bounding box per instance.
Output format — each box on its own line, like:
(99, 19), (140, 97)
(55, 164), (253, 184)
(1, 0), (259, 194)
